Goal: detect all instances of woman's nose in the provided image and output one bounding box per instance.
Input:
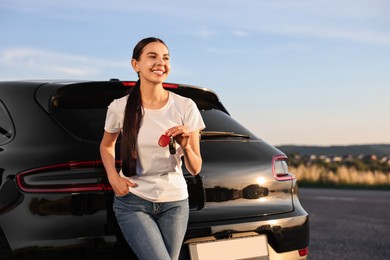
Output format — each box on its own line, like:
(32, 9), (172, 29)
(156, 57), (164, 65)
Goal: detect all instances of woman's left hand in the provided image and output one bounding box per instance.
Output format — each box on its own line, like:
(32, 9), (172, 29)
(165, 125), (191, 149)
(166, 125), (202, 175)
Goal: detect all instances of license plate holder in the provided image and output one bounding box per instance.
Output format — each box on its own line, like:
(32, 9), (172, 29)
(188, 234), (269, 260)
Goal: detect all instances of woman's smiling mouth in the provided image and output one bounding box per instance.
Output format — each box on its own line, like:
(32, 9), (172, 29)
(152, 70), (165, 76)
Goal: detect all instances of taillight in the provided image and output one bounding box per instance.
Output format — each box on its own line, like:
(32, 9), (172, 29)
(122, 82), (179, 89)
(162, 83), (179, 89)
(272, 155), (295, 181)
(122, 81), (136, 87)
(298, 247), (309, 257)
(16, 161), (118, 193)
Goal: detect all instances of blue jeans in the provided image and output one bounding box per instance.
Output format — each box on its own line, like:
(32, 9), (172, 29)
(113, 192), (189, 260)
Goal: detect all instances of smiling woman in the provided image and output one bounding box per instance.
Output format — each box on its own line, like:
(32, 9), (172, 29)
(99, 37), (206, 260)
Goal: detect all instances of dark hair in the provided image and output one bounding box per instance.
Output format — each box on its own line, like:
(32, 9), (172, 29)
(121, 37), (168, 177)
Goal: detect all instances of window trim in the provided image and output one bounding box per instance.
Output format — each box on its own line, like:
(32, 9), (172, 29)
(0, 100), (15, 145)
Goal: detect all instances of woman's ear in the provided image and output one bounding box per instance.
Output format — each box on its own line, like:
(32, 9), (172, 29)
(131, 59), (140, 73)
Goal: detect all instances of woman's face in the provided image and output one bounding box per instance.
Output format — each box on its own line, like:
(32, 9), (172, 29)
(132, 41), (170, 85)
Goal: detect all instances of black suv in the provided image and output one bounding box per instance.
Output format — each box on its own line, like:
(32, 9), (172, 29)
(0, 80), (309, 259)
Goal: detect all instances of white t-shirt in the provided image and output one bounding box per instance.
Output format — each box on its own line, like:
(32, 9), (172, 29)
(104, 91), (205, 202)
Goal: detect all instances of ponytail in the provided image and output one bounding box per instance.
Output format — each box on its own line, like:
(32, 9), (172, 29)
(121, 80), (143, 177)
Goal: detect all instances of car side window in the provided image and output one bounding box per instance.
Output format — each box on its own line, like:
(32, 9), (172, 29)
(0, 100), (14, 145)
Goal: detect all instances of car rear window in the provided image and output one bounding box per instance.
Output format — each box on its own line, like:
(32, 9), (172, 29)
(0, 100), (14, 145)
(41, 82), (230, 142)
(201, 109), (255, 138)
(51, 107), (108, 142)
(51, 108), (256, 143)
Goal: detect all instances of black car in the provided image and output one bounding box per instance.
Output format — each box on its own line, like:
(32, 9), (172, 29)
(0, 80), (309, 260)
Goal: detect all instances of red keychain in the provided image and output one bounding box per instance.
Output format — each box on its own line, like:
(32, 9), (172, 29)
(158, 134), (171, 147)
(158, 134), (176, 154)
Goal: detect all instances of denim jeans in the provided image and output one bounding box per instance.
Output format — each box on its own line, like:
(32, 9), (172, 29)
(113, 192), (189, 260)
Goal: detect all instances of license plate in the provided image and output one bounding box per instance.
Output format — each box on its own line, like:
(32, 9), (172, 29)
(188, 234), (269, 260)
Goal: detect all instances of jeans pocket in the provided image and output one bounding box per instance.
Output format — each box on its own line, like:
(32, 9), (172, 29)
(114, 191), (131, 198)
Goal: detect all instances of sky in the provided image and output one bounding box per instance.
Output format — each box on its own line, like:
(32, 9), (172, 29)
(1, 0), (389, 146)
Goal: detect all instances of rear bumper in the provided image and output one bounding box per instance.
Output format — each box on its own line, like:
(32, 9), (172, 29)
(185, 211), (309, 254)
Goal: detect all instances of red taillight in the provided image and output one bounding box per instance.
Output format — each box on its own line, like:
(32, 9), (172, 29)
(122, 81), (178, 89)
(162, 83), (179, 89)
(122, 81), (136, 87)
(16, 161), (118, 193)
(298, 247), (309, 257)
(272, 155), (295, 181)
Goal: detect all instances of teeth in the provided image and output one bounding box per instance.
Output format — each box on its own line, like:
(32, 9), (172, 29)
(153, 70), (164, 76)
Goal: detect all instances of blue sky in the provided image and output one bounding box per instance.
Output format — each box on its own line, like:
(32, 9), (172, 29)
(1, 0), (389, 146)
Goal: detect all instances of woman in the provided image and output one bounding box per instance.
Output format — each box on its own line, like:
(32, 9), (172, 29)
(100, 37), (205, 260)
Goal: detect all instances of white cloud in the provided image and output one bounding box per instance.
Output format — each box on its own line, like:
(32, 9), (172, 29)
(0, 48), (128, 79)
(231, 30), (250, 37)
(2, 0), (389, 45)
(262, 24), (390, 45)
(191, 28), (219, 39)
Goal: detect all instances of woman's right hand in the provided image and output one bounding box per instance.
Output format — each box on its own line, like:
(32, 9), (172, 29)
(109, 175), (137, 196)
(100, 131), (137, 196)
